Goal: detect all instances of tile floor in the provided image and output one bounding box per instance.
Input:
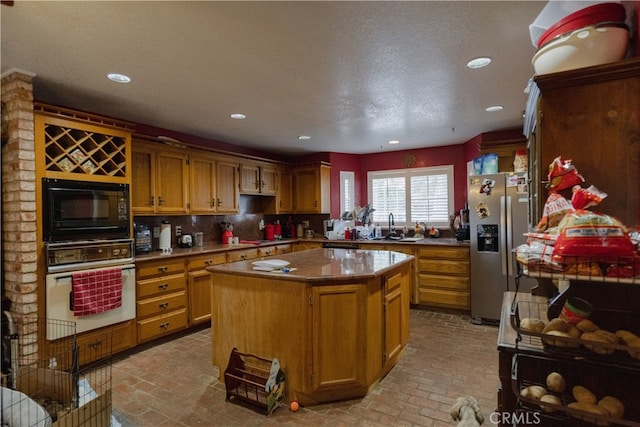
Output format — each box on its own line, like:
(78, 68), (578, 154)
(110, 309), (499, 426)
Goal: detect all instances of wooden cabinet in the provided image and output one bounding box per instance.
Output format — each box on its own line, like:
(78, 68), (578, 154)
(136, 258), (188, 343)
(293, 163), (331, 213)
(276, 167), (294, 213)
(34, 107), (131, 183)
(189, 154), (240, 214)
(275, 244), (293, 255)
(131, 142), (189, 214)
(187, 253), (226, 325)
(414, 246), (470, 310)
(226, 248), (260, 262)
(383, 271), (407, 375)
(75, 320), (135, 366)
(531, 58), (640, 229)
(311, 284), (367, 392)
(240, 162), (277, 195)
(294, 242), (323, 252)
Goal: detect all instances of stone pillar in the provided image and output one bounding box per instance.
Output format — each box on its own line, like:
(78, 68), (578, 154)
(1, 70), (39, 364)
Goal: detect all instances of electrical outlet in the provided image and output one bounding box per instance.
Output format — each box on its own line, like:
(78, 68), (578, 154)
(302, 220), (309, 228)
(153, 227), (160, 238)
(175, 225), (182, 236)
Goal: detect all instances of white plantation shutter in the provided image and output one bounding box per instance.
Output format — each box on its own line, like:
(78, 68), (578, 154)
(340, 171), (355, 215)
(368, 166), (453, 228)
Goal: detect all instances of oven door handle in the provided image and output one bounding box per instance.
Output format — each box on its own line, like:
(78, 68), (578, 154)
(51, 264), (136, 280)
(70, 291), (74, 311)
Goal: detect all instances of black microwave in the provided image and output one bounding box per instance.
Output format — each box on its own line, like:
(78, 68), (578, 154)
(42, 178), (130, 242)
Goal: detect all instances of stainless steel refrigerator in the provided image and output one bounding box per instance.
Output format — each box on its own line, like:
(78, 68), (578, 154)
(468, 172), (538, 324)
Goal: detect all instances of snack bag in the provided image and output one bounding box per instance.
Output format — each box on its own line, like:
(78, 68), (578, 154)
(552, 210), (636, 262)
(547, 156), (584, 192)
(535, 193), (573, 232)
(571, 185), (607, 210)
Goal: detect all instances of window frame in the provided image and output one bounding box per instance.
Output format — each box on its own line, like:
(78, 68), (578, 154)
(367, 165), (454, 229)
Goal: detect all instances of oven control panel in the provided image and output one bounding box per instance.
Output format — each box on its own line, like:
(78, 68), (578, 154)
(46, 239), (134, 271)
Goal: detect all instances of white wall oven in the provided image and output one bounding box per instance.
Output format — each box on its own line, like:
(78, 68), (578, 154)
(45, 239), (136, 340)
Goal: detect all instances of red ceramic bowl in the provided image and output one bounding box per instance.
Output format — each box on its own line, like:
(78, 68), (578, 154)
(538, 2), (626, 48)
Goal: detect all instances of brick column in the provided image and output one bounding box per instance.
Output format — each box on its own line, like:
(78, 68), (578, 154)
(1, 70), (39, 363)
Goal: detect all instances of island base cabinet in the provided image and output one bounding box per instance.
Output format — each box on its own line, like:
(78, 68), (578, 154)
(311, 284), (367, 394)
(210, 259), (412, 406)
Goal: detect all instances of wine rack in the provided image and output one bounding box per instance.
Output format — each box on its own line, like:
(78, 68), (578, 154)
(35, 105), (132, 182)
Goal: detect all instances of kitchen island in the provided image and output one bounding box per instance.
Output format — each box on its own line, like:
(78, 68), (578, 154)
(206, 247), (414, 406)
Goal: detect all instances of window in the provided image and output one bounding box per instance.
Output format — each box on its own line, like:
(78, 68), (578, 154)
(368, 166), (454, 228)
(340, 171), (355, 217)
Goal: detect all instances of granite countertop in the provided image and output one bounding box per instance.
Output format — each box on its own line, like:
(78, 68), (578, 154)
(134, 236), (468, 262)
(206, 247), (414, 282)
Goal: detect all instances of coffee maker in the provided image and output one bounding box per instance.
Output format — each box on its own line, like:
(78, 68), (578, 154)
(456, 205), (470, 241)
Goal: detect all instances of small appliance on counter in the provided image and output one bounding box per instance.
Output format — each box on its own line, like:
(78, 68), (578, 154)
(179, 233), (193, 248)
(135, 223), (152, 254)
(159, 221), (172, 251)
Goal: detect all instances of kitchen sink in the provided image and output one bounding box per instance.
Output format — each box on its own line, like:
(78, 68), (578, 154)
(398, 237), (424, 242)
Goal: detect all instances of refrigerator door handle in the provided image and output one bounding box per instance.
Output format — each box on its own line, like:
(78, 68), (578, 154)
(500, 196), (507, 276)
(506, 195), (514, 281)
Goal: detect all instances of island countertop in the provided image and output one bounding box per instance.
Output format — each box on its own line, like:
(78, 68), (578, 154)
(205, 247), (414, 283)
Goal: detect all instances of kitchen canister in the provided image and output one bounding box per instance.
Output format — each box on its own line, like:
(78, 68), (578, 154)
(194, 232), (203, 247)
(159, 221), (171, 251)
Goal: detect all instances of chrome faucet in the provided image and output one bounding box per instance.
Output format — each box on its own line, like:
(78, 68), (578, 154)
(388, 212), (395, 237)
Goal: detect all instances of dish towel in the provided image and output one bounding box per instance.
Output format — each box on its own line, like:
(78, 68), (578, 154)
(72, 267), (122, 317)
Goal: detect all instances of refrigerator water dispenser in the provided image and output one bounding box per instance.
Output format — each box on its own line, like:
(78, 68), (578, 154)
(476, 224), (499, 252)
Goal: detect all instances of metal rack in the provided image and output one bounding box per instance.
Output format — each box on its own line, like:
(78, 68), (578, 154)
(1, 315), (113, 427)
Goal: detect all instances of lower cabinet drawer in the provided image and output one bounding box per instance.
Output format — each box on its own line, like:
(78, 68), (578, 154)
(76, 320), (135, 366)
(137, 291), (186, 318)
(418, 259), (469, 276)
(418, 273), (469, 290)
(137, 273), (186, 298)
(137, 308), (188, 343)
(416, 288), (470, 309)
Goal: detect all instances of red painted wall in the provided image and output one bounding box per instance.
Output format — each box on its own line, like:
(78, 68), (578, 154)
(328, 144), (470, 218)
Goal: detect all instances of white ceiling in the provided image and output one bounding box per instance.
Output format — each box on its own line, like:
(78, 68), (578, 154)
(1, 1), (548, 155)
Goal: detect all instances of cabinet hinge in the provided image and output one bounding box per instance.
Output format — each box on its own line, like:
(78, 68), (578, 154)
(383, 352), (388, 362)
(309, 294), (313, 306)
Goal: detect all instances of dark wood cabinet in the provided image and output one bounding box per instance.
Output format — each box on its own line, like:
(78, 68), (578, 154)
(531, 57), (640, 229)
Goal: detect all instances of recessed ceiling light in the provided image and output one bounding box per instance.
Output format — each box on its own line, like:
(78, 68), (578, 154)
(466, 57), (492, 69)
(485, 105), (504, 112)
(388, 140), (400, 145)
(298, 135), (311, 140)
(230, 113), (246, 120)
(107, 73), (131, 83)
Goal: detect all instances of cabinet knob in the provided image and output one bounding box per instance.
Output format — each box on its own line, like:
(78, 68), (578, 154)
(158, 266), (168, 273)
(205, 260), (213, 266)
(158, 196), (164, 205)
(159, 302), (169, 309)
(88, 340), (102, 349)
(159, 283), (169, 291)
(150, 196), (155, 206)
(160, 322), (170, 329)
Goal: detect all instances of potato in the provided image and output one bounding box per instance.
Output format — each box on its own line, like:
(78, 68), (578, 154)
(567, 324), (582, 339)
(520, 317), (545, 333)
(627, 338), (640, 360)
(598, 396), (624, 419)
(568, 402), (610, 426)
(543, 330), (579, 348)
(581, 332), (615, 355)
(615, 330), (639, 345)
(546, 372), (566, 393)
(520, 385), (546, 400)
(593, 329), (619, 344)
(539, 394), (561, 413)
(576, 319), (599, 333)
(573, 385), (597, 404)
(543, 318), (570, 334)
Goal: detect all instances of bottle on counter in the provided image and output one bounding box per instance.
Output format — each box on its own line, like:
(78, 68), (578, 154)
(297, 223), (304, 238)
(374, 224), (382, 238)
(344, 227), (351, 240)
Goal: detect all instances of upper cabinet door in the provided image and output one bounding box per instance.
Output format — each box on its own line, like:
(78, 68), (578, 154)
(239, 163), (261, 194)
(260, 166), (278, 195)
(189, 156), (216, 214)
(156, 151), (189, 214)
(131, 147), (156, 214)
(216, 159), (240, 213)
(294, 163), (330, 213)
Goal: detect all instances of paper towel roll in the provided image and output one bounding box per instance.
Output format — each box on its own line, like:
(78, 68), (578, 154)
(159, 222), (171, 249)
